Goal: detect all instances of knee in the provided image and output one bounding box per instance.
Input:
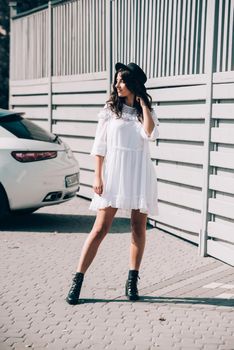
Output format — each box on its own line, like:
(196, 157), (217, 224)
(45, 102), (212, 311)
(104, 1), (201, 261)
(92, 224), (109, 241)
(131, 221), (145, 237)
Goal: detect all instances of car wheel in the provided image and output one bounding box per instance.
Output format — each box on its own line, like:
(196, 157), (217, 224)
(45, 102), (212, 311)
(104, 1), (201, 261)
(0, 186), (10, 221)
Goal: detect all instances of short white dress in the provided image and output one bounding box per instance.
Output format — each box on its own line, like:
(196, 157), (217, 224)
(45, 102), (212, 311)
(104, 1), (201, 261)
(89, 103), (159, 216)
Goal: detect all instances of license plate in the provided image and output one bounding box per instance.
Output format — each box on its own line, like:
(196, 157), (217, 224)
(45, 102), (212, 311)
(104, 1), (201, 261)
(65, 173), (79, 188)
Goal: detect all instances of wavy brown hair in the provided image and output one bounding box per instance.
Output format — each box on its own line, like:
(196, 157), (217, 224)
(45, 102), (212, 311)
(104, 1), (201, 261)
(107, 69), (153, 121)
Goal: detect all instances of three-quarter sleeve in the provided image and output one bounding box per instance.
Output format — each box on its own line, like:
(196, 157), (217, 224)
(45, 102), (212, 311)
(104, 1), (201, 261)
(90, 105), (111, 157)
(140, 107), (160, 141)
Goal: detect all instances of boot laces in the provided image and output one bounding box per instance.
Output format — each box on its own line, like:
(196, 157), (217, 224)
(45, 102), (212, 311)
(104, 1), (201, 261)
(70, 275), (83, 293)
(127, 275), (140, 292)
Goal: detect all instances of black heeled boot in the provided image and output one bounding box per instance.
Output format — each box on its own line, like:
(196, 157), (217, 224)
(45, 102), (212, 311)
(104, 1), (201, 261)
(125, 270), (140, 301)
(66, 272), (84, 305)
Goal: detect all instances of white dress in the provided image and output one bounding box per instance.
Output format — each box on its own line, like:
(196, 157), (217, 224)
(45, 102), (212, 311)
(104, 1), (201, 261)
(89, 103), (159, 216)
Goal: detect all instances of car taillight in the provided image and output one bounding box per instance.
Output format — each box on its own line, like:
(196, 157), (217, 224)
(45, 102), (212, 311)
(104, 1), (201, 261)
(11, 151), (57, 162)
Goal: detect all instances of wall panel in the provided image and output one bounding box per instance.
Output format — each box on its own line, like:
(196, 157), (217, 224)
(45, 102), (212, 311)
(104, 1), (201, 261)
(206, 74), (234, 266)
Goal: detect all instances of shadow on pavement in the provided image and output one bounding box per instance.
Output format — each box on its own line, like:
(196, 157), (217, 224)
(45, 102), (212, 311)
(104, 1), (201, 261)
(0, 213), (141, 234)
(77, 296), (234, 307)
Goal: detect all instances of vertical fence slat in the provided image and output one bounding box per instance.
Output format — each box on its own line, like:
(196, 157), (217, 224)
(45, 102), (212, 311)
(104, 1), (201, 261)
(185, 0), (191, 75)
(175, 0), (181, 76)
(55, 7), (57, 76)
(200, 0), (216, 257)
(87, 0), (90, 73)
(180, 0), (186, 75)
(69, 2), (72, 75)
(129, 0), (136, 62)
(194, 0), (200, 74)
(222, 0), (230, 72)
(158, 0), (163, 76)
(216, 0), (223, 72)
(66, 3), (71, 75)
(170, 0), (177, 76)
(228, 0), (234, 70)
(40, 12), (43, 78)
(84, 0), (87, 73)
(48, 1), (52, 132)
(74, 2), (77, 74)
(149, 0), (156, 78)
(103, 0), (106, 71)
(91, 0), (94, 72)
(59, 6), (62, 75)
(112, 0), (116, 67)
(190, 0), (196, 74)
(162, 0), (168, 76)
(166, 0), (172, 76)
(78, 0), (81, 73)
(200, 0), (206, 73)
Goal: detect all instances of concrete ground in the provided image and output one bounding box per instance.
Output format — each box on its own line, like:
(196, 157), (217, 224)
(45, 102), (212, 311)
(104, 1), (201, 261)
(0, 196), (234, 350)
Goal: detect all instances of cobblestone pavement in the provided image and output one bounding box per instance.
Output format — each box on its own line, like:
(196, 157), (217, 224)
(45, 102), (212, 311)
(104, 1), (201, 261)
(0, 197), (234, 350)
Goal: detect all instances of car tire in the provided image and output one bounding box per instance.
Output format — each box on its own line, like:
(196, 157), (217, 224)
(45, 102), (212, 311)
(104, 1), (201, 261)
(0, 186), (10, 221)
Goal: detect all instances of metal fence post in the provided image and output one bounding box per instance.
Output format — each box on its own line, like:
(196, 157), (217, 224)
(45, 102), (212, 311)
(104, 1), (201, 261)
(9, 2), (18, 108)
(48, 1), (53, 132)
(199, 0), (216, 256)
(106, 0), (113, 97)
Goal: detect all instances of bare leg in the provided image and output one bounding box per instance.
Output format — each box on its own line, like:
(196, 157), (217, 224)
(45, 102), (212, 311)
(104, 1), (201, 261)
(129, 209), (147, 271)
(76, 206), (118, 274)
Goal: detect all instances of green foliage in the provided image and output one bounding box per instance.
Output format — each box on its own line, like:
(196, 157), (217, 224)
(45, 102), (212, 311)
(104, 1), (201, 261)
(0, 0), (10, 109)
(17, 1), (49, 14)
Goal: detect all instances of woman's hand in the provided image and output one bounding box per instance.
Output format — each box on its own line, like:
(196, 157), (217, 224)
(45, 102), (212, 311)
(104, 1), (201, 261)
(93, 175), (103, 195)
(136, 96), (147, 108)
(136, 96), (155, 136)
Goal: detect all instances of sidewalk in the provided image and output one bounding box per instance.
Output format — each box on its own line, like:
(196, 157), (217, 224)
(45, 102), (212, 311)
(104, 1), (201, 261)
(0, 197), (233, 350)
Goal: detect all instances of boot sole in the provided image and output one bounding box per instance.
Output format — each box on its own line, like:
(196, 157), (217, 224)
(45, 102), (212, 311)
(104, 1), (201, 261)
(126, 295), (139, 301)
(65, 297), (80, 305)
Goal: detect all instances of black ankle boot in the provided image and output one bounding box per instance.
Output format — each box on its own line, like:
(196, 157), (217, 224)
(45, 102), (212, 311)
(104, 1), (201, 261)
(125, 270), (140, 301)
(66, 272), (84, 305)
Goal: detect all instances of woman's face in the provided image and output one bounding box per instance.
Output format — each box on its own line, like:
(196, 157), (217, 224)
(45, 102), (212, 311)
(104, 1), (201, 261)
(115, 72), (134, 99)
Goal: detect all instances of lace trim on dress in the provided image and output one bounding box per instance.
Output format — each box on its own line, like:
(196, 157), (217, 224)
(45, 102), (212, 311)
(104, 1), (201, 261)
(99, 103), (139, 121)
(121, 104), (139, 121)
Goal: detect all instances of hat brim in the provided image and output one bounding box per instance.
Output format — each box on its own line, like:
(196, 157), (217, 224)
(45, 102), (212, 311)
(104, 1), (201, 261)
(115, 62), (129, 72)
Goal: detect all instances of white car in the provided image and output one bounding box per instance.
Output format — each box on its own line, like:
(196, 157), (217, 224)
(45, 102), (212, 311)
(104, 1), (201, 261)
(0, 108), (80, 220)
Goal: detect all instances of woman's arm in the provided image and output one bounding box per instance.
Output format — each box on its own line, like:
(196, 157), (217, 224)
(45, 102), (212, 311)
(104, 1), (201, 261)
(141, 105), (155, 136)
(137, 97), (155, 136)
(93, 155), (104, 195)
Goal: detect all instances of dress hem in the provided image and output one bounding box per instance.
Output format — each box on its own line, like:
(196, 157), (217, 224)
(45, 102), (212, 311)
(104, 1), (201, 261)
(89, 195), (159, 216)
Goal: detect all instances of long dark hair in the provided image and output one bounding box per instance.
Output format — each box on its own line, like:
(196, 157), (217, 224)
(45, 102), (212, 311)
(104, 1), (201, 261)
(107, 69), (153, 121)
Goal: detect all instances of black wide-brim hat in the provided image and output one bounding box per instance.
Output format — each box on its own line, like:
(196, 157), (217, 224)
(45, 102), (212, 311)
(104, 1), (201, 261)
(115, 62), (147, 85)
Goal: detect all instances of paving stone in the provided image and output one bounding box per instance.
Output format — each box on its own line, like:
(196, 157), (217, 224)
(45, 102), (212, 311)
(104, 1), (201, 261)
(1, 197), (234, 350)
(0, 344), (13, 350)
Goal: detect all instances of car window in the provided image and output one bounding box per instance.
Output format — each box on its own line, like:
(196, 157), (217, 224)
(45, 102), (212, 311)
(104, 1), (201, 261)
(0, 114), (58, 143)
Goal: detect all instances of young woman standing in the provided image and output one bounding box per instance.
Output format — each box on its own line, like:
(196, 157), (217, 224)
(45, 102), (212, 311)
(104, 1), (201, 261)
(66, 62), (159, 305)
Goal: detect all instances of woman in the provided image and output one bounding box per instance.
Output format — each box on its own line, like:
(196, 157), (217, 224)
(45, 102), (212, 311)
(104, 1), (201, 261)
(66, 62), (159, 305)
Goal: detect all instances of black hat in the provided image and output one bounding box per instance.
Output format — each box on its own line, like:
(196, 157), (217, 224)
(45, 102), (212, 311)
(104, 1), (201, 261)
(115, 62), (147, 84)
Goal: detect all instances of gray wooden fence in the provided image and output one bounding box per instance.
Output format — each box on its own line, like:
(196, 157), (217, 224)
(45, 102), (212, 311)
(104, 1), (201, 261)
(9, 0), (234, 266)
